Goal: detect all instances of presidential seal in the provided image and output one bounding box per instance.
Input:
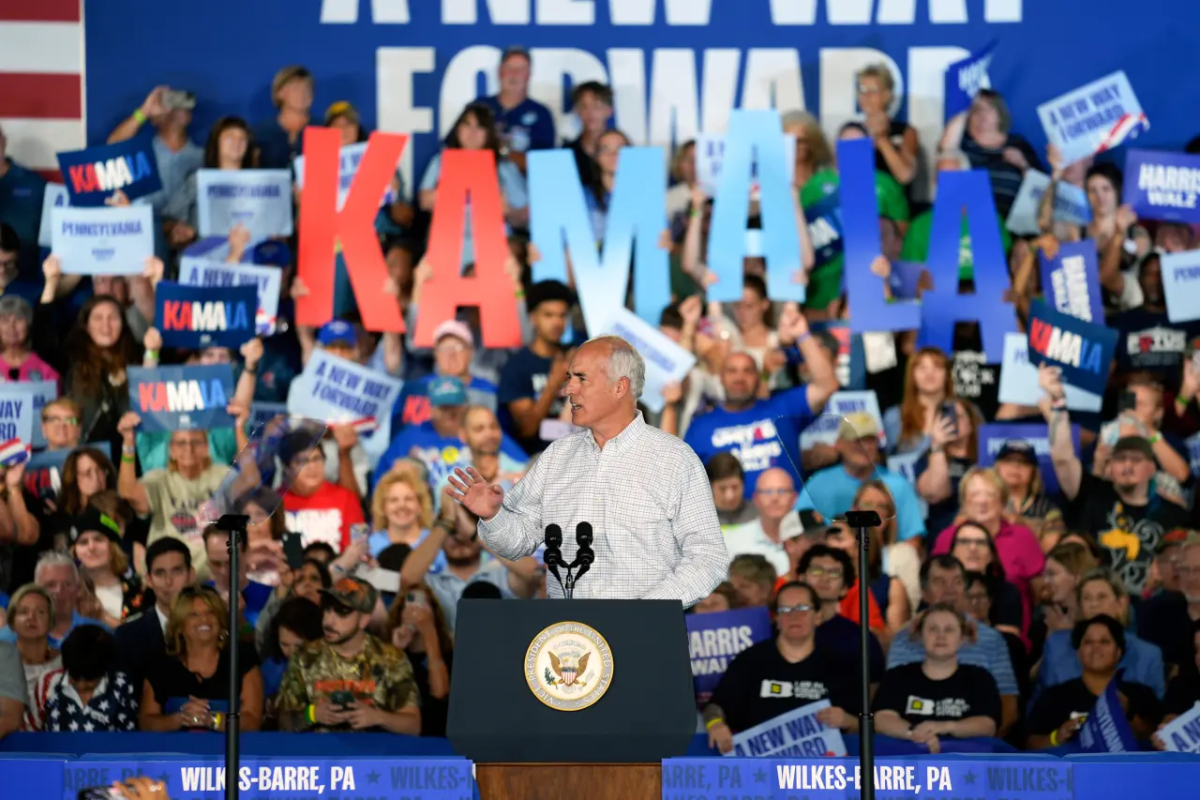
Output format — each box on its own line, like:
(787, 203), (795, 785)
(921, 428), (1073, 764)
(524, 621), (614, 711)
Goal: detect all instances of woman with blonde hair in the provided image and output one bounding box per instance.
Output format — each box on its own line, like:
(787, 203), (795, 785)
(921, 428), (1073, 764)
(367, 469), (435, 558)
(882, 346), (957, 455)
(993, 441), (1064, 549)
(69, 498), (143, 627)
(781, 110), (833, 190)
(141, 585), (263, 732)
(855, 64), (921, 192)
(7, 583), (62, 730)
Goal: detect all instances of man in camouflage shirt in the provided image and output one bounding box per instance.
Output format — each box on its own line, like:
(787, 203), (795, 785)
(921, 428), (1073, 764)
(276, 576), (421, 733)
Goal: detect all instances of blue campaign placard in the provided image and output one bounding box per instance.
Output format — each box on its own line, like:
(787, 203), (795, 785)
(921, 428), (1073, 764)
(944, 41), (996, 121)
(178, 256), (283, 336)
(707, 109), (803, 304)
(685, 606), (771, 707)
(1027, 299), (1117, 396)
(1162, 250), (1200, 323)
(50, 205), (153, 276)
(155, 281), (257, 349)
(1037, 70), (1149, 165)
(0, 384), (39, 445)
(1123, 149), (1200, 224)
(288, 349), (401, 430)
(196, 169), (294, 242)
(56, 139), (163, 207)
(1040, 240), (1104, 323)
(128, 365), (236, 433)
(1006, 170), (1092, 236)
(38, 184), (70, 248)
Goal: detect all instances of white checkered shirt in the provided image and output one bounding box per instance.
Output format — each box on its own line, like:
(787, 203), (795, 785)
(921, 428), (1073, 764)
(478, 413), (729, 607)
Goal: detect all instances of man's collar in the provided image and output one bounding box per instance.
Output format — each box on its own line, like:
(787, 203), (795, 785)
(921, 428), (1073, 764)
(583, 411), (645, 452)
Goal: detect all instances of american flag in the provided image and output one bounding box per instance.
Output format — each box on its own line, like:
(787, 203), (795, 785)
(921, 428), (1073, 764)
(0, 0), (85, 181)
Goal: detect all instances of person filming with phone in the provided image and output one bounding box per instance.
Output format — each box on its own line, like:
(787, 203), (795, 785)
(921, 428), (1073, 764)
(913, 398), (982, 535)
(276, 576), (420, 734)
(448, 336), (728, 608)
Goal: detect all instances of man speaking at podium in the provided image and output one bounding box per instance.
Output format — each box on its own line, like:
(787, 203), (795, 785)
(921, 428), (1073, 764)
(448, 335), (728, 608)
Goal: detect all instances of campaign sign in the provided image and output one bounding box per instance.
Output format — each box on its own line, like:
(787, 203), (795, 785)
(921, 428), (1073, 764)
(1037, 70), (1149, 165)
(727, 700), (847, 758)
(686, 606), (771, 708)
(1159, 702), (1200, 752)
(128, 365), (235, 434)
(59, 756), (474, 800)
(288, 350), (401, 431)
(1123, 149), (1200, 224)
(1162, 250), (1200, 323)
(1027, 300), (1117, 396)
(294, 141), (398, 211)
(24, 441), (111, 503)
(888, 448), (930, 518)
(1006, 170), (1092, 236)
(1079, 678), (1138, 752)
(156, 282), (256, 349)
(249, 402), (288, 434)
(997, 332), (1103, 412)
(56, 139), (163, 207)
(196, 169), (294, 242)
(50, 205), (153, 276)
(1188, 432), (1200, 478)
(19, 381), (57, 449)
(1040, 240), (1103, 323)
(598, 307), (695, 413)
(663, 757), (1073, 799)
(0, 384), (39, 445)
(37, 184), (69, 247)
(178, 256), (283, 335)
(695, 131), (796, 196)
(944, 41), (996, 121)
(799, 391), (883, 450)
(977, 423), (1080, 496)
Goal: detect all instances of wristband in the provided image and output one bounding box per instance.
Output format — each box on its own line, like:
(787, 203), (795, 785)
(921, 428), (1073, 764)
(211, 711), (224, 731)
(1150, 433), (1163, 445)
(705, 718), (725, 730)
(1050, 729), (1059, 746)
(305, 704), (317, 724)
(243, 365), (258, 375)
(121, 454), (135, 464)
(794, 331), (811, 346)
(145, 349), (160, 360)
(132, 108), (147, 125)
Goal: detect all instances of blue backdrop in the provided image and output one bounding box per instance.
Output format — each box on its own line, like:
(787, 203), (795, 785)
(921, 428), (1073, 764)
(84, 0), (1200, 197)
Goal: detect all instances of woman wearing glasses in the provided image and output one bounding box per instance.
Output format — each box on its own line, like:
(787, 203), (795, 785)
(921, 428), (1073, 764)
(949, 521), (1026, 642)
(702, 581), (861, 754)
(116, 414), (229, 576)
(140, 585), (263, 733)
(872, 604), (1000, 753)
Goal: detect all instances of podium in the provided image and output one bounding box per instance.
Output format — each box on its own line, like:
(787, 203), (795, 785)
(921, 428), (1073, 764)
(447, 599), (696, 800)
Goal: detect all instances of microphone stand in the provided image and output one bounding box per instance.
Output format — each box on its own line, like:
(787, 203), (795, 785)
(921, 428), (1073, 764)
(843, 510), (881, 800)
(217, 514), (249, 800)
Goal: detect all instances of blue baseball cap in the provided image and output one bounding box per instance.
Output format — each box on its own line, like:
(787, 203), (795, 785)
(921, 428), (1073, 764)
(318, 320), (358, 348)
(429, 376), (467, 407)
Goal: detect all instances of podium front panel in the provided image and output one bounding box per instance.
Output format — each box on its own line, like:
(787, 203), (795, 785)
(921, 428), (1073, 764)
(447, 599), (696, 763)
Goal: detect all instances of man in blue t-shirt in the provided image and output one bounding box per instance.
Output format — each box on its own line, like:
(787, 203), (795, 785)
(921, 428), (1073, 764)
(476, 47), (556, 174)
(0, 125), (47, 280)
(685, 311), (837, 497)
(393, 320), (498, 429)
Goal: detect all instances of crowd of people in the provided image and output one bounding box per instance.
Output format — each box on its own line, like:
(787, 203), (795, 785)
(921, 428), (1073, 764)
(0, 45), (1198, 753)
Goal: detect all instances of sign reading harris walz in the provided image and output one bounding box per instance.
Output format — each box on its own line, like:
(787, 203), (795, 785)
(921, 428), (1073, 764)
(661, 757), (1073, 800)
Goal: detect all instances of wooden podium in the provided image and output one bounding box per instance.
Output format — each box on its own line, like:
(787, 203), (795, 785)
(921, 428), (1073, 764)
(447, 599), (695, 800)
(475, 764), (660, 800)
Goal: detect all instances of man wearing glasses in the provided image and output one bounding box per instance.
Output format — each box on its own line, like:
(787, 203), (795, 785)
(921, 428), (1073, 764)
(723, 467), (795, 576)
(276, 576), (420, 734)
(392, 320), (498, 428)
(702, 581), (861, 754)
(799, 545), (885, 690)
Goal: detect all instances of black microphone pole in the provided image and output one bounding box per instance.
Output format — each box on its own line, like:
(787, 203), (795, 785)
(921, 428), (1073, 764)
(217, 514), (249, 800)
(843, 510), (880, 800)
(543, 524), (566, 597)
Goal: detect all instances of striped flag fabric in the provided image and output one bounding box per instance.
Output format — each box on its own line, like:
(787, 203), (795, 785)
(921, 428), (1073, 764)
(0, 0), (85, 181)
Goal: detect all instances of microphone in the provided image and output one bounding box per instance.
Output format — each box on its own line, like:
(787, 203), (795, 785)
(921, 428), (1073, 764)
(568, 522), (596, 592)
(543, 524), (565, 594)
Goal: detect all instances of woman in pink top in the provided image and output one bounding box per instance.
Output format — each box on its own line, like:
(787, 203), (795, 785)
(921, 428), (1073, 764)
(0, 296), (60, 389)
(931, 467), (1045, 613)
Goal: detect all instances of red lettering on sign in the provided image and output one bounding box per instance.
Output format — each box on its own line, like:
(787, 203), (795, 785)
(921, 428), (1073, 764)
(68, 164), (97, 193)
(138, 383), (165, 413)
(1029, 318), (1051, 353)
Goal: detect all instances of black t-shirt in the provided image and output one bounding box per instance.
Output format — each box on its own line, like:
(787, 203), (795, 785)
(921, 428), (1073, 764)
(815, 614), (885, 684)
(146, 640), (261, 716)
(407, 648), (454, 738)
(914, 453), (973, 537)
(873, 662), (1001, 726)
(1136, 591), (1193, 671)
(1026, 677), (1162, 735)
(709, 638), (861, 733)
(990, 580), (1025, 633)
(1163, 670), (1200, 717)
(497, 346), (563, 455)
(1111, 308), (1200, 390)
(1067, 473), (1191, 596)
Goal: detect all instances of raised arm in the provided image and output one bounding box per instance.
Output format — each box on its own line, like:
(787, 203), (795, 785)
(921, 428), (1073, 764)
(1039, 363), (1082, 500)
(778, 307), (837, 414)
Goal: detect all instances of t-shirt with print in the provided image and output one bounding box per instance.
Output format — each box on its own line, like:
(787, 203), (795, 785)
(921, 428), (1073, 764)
(685, 386), (815, 500)
(872, 662), (1001, 726)
(275, 635), (419, 733)
(476, 96), (556, 154)
(142, 465), (230, 575)
(1111, 308), (1200, 390)
(498, 346), (563, 455)
(708, 639), (860, 733)
(1067, 472), (1190, 596)
(284, 482), (365, 552)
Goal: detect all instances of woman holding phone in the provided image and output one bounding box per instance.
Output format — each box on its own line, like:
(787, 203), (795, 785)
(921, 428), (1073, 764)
(386, 585), (453, 736)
